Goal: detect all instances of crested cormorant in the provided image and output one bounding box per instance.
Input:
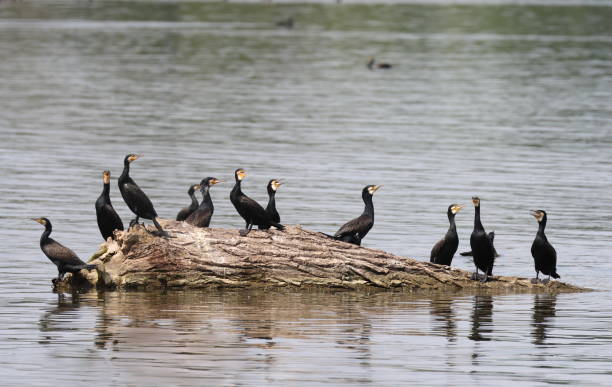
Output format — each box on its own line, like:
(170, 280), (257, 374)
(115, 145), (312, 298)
(186, 177), (222, 228)
(469, 197), (496, 282)
(118, 154), (169, 237)
(530, 210), (560, 283)
(430, 204), (463, 266)
(32, 217), (96, 282)
(230, 169), (284, 236)
(266, 179), (282, 224)
(334, 185), (382, 246)
(95, 170), (124, 241)
(460, 231), (499, 257)
(367, 57), (392, 70)
(176, 183), (201, 221)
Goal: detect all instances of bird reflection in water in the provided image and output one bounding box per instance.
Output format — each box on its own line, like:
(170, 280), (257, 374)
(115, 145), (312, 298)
(429, 296), (456, 342)
(531, 294), (557, 346)
(468, 295), (493, 342)
(38, 293), (83, 345)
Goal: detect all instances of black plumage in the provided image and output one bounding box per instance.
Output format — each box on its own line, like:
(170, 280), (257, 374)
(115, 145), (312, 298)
(95, 170), (124, 241)
(430, 204), (463, 266)
(265, 179), (282, 224)
(186, 177), (222, 228)
(32, 217), (96, 281)
(367, 57), (392, 70)
(460, 231), (499, 257)
(530, 210), (560, 283)
(230, 169), (284, 236)
(176, 183), (201, 221)
(118, 154), (169, 237)
(469, 197), (496, 282)
(334, 185), (382, 246)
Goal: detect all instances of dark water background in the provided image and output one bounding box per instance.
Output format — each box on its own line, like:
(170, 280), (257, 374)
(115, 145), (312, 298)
(1, 0), (611, 385)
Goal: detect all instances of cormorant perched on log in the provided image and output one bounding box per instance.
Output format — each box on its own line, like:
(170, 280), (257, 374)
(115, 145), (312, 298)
(230, 169), (284, 236)
(367, 57), (392, 70)
(460, 231), (499, 257)
(186, 177), (222, 228)
(430, 204), (463, 266)
(176, 183), (201, 221)
(334, 185), (382, 246)
(118, 154), (169, 237)
(530, 210), (560, 283)
(469, 197), (496, 282)
(266, 179), (282, 223)
(95, 170), (124, 241)
(32, 217), (96, 282)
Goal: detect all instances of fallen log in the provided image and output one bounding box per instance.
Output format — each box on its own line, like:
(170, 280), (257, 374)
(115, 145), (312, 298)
(58, 220), (588, 293)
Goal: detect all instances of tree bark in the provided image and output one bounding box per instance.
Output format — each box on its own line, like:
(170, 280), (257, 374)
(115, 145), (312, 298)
(60, 219), (587, 293)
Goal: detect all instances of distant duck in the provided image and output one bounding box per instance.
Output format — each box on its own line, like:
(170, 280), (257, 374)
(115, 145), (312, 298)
(367, 57), (392, 70)
(276, 17), (294, 29)
(530, 210), (560, 283)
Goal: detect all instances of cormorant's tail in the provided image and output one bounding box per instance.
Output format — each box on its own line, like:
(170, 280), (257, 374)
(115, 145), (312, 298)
(552, 272), (560, 279)
(84, 264), (97, 271)
(460, 251), (473, 256)
(273, 222), (285, 231)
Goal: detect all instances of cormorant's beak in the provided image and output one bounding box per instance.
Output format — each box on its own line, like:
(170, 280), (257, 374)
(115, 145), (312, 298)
(128, 154), (143, 162)
(452, 205), (464, 214)
(273, 180), (282, 189)
(373, 185), (382, 191)
(31, 218), (43, 225)
(211, 179), (223, 185)
(529, 210), (538, 218)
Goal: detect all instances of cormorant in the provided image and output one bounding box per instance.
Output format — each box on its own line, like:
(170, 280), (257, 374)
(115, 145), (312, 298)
(118, 154), (169, 237)
(530, 210), (560, 283)
(230, 169), (284, 236)
(367, 57), (392, 70)
(32, 217), (96, 282)
(430, 204), (463, 266)
(95, 170), (124, 241)
(334, 185), (382, 246)
(460, 231), (499, 257)
(176, 183), (201, 221)
(469, 197), (496, 282)
(186, 177), (222, 228)
(266, 179), (282, 223)
(276, 17), (294, 29)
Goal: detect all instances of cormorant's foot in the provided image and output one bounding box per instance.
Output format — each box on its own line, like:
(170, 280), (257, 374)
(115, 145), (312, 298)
(471, 273), (481, 281)
(530, 278), (540, 284)
(480, 276), (489, 283)
(541, 278), (550, 284)
(239, 229), (249, 237)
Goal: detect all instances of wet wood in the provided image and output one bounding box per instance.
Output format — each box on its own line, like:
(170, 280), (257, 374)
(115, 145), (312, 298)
(58, 220), (588, 293)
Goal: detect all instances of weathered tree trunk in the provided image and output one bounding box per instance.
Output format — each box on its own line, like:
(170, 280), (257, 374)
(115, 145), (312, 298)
(62, 220), (586, 293)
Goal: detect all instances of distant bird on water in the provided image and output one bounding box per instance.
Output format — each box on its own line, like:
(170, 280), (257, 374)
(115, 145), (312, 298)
(430, 204), (463, 266)
(266, 179), (282, 223)
(186, 177), (222, 228)
(469, 197), (496, 282)
(530, 210), (560, 283)
(230, 169), (284, 236)
(276, 17), (294, 29)
(95, 170), (124, 241)
(176, 183), (201, 221)
(32, 217), (96, 282)
(334, 185), (382, 246)
(118, 154), (169, 237)
(367, 57), (392, 70)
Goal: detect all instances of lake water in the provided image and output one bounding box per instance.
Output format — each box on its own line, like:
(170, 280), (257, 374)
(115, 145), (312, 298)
(1, 0), (611, 385)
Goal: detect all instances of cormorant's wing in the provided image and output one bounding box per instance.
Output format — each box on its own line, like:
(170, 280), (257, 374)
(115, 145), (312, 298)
(122, 182), (157, 217)
(334, 214), (372, 238)
(430, 237), (445, 262)
(42, 238), (85, 266)
(186, 207), (213, 227)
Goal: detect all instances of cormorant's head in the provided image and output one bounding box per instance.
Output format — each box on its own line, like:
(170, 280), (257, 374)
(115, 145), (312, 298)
(268, 179), (282, 192)
(448, 204), (464, 215)
(102, 170), (111, 184)
(201, 177), (223, 187)
(472, 197), (480, 207)
(530, 209), (547, 223)
(188, 183), (201, 195)
(124, 154), (141, 164)
(364, 185), (382, 196)
(235, 169), (246, 181)
(32, 217), (50, 226)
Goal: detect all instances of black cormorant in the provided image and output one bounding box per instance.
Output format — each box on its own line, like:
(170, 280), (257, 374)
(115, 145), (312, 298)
(176, 183), (201, 221)
(186, 177), (222, 228)
(530, 210), (560, 283)
(32, 217), (96, 282)
(95, 170), (124, 241)
(266, 179), (282, 224)
(469, 197), (496, 282)
(230, 169), (284, 236)
(460, 231), (499, 257)
(430, 204), (463, 266)
(367, 57), (392, 70)
(334, 185), (382, 246)
(276, 17), (294, 29)
(118, 154), (169, 237)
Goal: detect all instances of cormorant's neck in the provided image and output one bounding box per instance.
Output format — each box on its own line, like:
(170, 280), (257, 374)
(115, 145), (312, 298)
(448, 212), (456, 232)
(538, 217), (547, 235)
(232, 179), (242, 195)
(120, 160), (130, 182)
(362, 194), (374, 218)
(200, 186), (213, 208)
(102, 182), (110, 200)
(189, 190), (198, 208)
(40, 223), (52, 244)
(267, 191), (276, 209)
(474, 205), (484, 231)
